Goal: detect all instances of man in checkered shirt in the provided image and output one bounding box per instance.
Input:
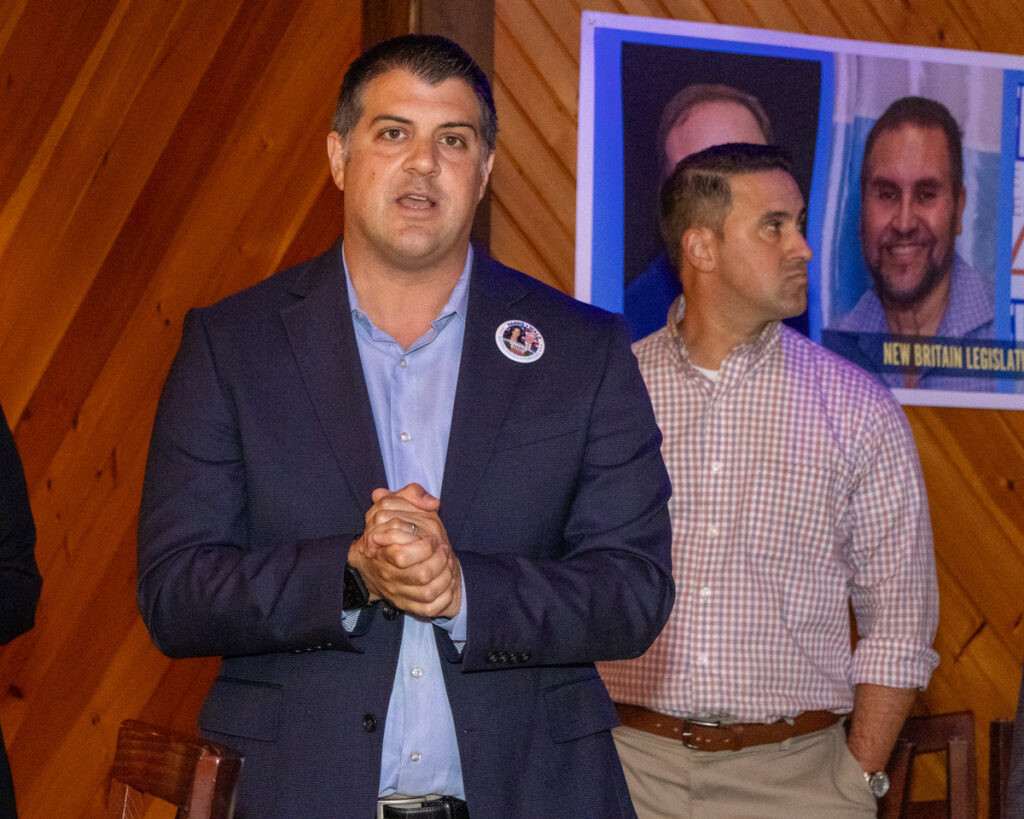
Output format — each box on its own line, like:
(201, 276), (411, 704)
(599, 143), (939, 817)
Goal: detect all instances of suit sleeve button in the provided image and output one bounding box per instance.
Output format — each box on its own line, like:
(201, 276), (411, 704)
(487, 651), (499, 663)
(362, 714), (377, 732)
(382, 602), (402, 621)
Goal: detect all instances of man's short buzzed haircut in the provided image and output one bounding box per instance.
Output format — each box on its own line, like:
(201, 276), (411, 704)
(332, 33), (498, 155)
(659, 143), (793, 271)
(860, 96), (963, 194)
(657, 84), (774, 177)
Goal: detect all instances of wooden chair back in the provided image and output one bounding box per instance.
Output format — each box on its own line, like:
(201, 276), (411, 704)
(880, 710), (977, 819)
(106, 719), (244, 819)
(989, 718), (1014, 819)
(880, 737), (914, 819)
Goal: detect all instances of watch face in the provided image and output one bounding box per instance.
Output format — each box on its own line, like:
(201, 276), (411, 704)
(866, 771), (890, 798)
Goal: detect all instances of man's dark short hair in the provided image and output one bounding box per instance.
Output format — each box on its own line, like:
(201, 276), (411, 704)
(860, 96), (963, 194)
(332, 34), (497, 155)
(657, 84), (773, 177)
(659, 143), (793, 271)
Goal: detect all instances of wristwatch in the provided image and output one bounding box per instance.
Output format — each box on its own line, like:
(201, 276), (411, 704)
(343, 563), (369, 610)
(864, 770), (890, 798)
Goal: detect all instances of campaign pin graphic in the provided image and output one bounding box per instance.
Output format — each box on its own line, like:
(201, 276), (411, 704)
(495, 319), (544, 363)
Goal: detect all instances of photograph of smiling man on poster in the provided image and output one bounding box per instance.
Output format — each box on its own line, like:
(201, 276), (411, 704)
(820, 54), (1011, 397)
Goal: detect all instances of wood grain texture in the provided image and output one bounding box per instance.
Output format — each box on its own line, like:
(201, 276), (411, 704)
(106, 720), (243, 819)
(0, 1), (1021, 816)
(0, 3), (352, 817)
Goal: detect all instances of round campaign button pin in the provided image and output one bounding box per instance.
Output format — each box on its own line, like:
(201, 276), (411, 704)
(495, 320), (544, 363)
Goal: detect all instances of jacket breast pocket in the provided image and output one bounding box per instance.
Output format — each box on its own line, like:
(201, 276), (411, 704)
(198, 676), (283, 742)
(492, 410), (581, 453)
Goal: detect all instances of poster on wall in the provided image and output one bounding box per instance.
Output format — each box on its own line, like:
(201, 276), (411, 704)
(576, 11), (1024, 409)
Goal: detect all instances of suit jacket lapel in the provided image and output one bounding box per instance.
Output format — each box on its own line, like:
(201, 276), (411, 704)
(441, 252), (528, 542)
(280, 242), (387, 508)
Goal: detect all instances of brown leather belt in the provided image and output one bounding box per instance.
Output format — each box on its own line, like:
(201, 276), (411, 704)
(615, 703), (842, 751)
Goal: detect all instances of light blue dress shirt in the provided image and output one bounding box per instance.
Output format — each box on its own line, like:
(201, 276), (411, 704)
(343, 247), (470, 799)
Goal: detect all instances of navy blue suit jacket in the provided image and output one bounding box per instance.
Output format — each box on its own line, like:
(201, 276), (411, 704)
(137, 243), (673, 818)
(0, 405), (40, 819)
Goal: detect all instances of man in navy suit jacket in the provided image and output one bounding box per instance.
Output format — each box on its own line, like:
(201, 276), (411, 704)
(137, 34), (673, 819)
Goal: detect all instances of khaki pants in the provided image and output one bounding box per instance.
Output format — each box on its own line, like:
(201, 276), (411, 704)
(613, 721), (877, 818)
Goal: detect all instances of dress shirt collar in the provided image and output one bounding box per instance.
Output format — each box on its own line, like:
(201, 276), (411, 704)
(341, 245), (473, 344)
(666, 294), (781, 383)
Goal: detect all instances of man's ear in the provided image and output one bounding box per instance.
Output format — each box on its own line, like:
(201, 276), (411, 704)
(682, 226), (716, 272)
(327, 131), (347, 191)
(477, 150), (495, 201)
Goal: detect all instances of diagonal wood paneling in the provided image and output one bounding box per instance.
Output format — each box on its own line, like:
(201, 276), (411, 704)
(0, 3), (353, 816)
(0, 1), (1022, 816)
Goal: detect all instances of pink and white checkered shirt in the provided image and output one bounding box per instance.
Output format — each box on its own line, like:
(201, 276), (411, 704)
(599, 299), (939, 723)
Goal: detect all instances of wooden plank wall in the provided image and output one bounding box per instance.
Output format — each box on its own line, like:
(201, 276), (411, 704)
(0, 1), (1020, 816)
(0, 3), (355, 816)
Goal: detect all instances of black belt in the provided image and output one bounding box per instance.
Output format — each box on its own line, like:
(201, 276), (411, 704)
(379, 796), (469, 819)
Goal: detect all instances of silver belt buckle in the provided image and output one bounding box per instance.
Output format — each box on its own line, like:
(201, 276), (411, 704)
(680, 713), (734, 750)
(377, 795), (439, 819)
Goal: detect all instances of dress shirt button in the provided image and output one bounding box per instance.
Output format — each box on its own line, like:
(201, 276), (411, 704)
(411, 666), (423, 679)
(398, 358), (408, 368)
(400, 431), (411, 443)
(707, 524), (719, 536)
(382, 602), (401, 620)
(696, 652), (709, 667)
(410, 751), (422, 762)
(363, 714), (377, 732)
(710, 461), (723, 474)
(699, 586), (711, 599)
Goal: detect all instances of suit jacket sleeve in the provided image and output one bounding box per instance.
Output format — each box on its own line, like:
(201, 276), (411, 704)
(1009, 666), (1024, 817)
(451, 311), (674, 670)
(0, 404), (40, 645)
(137, 308), (358, 658)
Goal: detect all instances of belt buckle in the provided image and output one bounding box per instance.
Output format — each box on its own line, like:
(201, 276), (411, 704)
(377, 795), (437, 819)
(680, 714), (733, 750)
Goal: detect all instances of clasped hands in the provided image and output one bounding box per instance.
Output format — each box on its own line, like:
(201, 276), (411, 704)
(348, 483), (462, 619)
